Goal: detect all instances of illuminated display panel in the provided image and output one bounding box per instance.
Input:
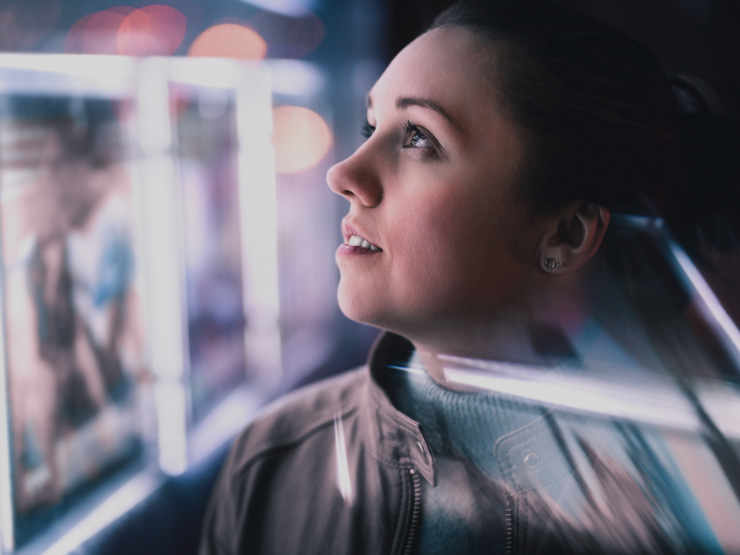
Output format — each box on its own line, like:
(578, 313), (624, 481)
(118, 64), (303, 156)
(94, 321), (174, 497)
(170, 82), (248, 423)
(0, 57), (149, 551)
(135, 57), (276, 473)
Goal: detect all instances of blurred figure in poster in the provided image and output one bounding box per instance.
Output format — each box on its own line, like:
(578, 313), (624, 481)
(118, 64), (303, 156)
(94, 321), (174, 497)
(2, 97), (143, 515)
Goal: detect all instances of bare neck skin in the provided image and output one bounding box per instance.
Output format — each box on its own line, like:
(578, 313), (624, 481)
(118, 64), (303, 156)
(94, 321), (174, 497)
(410, 272), (591, 391)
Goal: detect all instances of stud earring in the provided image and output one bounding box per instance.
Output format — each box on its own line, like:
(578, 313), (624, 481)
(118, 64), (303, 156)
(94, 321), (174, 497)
(543, 258), (565, 271)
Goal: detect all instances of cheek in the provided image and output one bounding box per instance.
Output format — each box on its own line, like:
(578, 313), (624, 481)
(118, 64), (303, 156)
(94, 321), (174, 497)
(391, 192), (491, 296)
(391, 184), (528, 308)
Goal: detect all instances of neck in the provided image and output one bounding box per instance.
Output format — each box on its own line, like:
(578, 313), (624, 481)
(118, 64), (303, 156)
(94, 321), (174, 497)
(408, 277), (589, 390)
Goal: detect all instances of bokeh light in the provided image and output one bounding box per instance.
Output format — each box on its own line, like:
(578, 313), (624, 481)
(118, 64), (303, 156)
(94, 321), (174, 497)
(117, 5), (187, 56)
(272, 106), (332, 174)
(66, 13), (94, 53)
(66, 8), (132, 54)
(187, 24), (267, 60)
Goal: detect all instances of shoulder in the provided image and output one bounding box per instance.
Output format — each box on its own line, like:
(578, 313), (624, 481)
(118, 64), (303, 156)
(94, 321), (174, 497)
(226, 366), (368, 477)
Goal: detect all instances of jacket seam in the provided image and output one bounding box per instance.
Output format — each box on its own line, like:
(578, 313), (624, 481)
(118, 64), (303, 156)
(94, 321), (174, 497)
(231, 403), (359, 481)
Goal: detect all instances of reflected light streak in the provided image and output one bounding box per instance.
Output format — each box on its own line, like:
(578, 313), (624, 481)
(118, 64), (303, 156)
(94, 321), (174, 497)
(334, 412), (353, 504)
(387, 364), (426, 377)
(442, 364), (708, 434)
(272, 106), (332, 173)
(188, 24), (267, 60)
(668, 240), (740, 368)
(696, 381), (740, 440)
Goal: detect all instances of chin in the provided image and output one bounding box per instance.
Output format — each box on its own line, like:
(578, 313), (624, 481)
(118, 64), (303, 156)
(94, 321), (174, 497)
(337, 285), (373, 324)
(336, 282), (391, 329)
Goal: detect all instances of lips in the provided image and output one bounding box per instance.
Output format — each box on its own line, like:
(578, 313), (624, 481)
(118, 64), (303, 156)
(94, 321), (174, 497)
(342, 222), (382, 252)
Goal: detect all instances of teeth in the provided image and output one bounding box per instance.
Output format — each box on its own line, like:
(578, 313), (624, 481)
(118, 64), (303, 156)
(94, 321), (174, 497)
(348, 234), (380, 251)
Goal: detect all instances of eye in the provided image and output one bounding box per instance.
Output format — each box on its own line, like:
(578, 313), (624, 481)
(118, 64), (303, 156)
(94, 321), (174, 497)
(361, 120), (375, 139)
(401, 120), (432, 150)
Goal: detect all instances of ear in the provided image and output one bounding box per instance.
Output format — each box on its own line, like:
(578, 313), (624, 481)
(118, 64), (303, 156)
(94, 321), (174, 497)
(539, 202), (610, 273)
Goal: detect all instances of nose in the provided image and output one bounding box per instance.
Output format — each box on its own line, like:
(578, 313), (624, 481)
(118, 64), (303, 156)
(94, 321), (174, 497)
(326, 147), (382, 207)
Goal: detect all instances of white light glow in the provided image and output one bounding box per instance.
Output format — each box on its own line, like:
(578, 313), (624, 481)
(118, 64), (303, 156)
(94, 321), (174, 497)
(136, 155), (186, 379)
(42, 471), (160, 555)
(443, 363), (707, 434)
(0, 54), (135, 98)
(667, 241), (740, 367)
(235, 0), (318, 17)
(154, 382), (188, 475)
(270, 60), (326, 98)
(166, 57), (249, 90)
(235, 66), (283, 386)
(695, 381), (740, 440)
(333, 412), (353, 504)
(137, 58), (173, 153)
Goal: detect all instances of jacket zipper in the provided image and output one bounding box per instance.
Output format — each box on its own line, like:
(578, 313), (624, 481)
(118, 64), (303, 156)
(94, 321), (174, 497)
(505, 497), (513, 555)
(402, 468), (421, 555)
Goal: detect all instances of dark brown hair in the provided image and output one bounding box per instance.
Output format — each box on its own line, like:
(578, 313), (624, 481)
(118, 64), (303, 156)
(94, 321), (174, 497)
(431, 0), (689, 218)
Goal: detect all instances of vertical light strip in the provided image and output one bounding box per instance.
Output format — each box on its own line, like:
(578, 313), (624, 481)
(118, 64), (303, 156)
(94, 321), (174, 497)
(235, 64), (283, 387)
(136, 58), (189, 474)
(153, 383), (188, 475)
(667, 240), (740, 369)
(0, 163), (16, 555)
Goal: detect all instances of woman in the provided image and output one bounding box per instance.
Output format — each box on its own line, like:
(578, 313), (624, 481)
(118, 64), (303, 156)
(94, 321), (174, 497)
(200, 1), (738, 553)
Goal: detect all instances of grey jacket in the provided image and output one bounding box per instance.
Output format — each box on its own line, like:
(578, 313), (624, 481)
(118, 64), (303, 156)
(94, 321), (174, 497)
(199, 332), (722, 554)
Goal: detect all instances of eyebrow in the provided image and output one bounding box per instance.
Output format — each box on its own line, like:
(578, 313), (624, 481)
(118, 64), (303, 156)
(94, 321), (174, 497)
(366, 94), (462, 132)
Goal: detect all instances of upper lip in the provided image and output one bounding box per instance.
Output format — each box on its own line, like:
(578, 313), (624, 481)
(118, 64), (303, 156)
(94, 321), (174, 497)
(342, 221), (382, 251)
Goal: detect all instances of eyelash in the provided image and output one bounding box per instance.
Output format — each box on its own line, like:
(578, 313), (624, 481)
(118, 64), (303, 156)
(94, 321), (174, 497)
(360, 120), (434, 152)
(400, 120), (431, 150)
(361, 121), (375, 139)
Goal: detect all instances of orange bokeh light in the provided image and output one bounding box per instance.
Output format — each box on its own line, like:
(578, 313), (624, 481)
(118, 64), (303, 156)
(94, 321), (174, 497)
(117, 5), (187, 56)
(82, 9), (129, 54)
(272, 106), (333, 174)
(67, 8), (132, 54)
(187, 24), (267, 60)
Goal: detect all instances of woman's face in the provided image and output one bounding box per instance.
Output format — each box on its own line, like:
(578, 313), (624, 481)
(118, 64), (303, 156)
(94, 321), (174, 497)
(328, 27), (547, 345)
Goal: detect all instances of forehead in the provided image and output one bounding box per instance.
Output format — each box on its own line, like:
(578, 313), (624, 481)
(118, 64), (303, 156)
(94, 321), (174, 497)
(369, 27), (498, 121)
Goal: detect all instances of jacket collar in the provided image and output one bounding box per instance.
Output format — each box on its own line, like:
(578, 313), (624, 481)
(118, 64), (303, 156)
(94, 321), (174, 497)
(362, 332), (437, 486)
(359, 332), (609, 495)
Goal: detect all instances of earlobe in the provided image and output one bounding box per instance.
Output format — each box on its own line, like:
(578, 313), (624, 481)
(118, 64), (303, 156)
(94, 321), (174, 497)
(540, 202), (610, 273)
